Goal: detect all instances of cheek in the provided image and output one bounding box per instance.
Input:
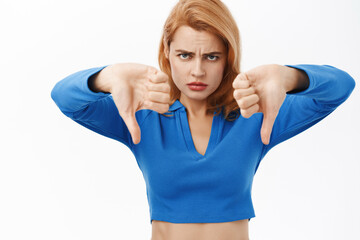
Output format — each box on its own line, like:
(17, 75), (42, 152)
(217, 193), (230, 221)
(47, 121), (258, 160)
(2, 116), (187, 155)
(170, 59), (188, 84)
(209, 63), (226, 83)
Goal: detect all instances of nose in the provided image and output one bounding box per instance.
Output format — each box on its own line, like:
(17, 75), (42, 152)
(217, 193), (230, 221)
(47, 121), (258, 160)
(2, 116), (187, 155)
(191, 58), (205, 78)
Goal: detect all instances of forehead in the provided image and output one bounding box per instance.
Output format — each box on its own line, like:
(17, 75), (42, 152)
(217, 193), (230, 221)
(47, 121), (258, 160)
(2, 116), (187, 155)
(170, 25), (225, 52)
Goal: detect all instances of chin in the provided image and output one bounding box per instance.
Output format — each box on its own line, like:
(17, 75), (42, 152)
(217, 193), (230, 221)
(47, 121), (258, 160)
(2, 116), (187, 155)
(182, 91), (210, 101)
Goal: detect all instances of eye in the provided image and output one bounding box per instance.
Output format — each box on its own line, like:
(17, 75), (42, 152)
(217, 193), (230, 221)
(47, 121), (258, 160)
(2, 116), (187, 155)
(207, 55), (219, 61)
(178, 53), (190, 59)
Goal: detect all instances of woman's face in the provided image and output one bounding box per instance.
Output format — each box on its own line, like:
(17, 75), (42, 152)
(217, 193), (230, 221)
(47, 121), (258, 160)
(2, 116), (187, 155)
(167, 25), (227, 102)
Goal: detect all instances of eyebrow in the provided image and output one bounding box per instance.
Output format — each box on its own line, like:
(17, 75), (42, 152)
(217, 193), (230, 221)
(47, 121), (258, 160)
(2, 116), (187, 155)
(175, 49), (223, 55)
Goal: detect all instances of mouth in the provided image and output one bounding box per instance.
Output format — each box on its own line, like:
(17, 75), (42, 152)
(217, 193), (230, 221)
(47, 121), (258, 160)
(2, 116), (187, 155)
(187, 82), (208, 91)
(187, 82), (208, 86)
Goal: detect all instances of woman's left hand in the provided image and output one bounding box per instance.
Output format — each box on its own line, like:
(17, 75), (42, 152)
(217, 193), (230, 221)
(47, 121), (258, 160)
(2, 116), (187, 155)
(232, 64), (307, 145)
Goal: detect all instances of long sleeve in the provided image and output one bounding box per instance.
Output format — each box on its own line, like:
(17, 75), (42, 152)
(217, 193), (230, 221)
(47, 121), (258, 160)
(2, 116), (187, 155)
(50, 66), (151, 150)
(261, 64), (356, 157)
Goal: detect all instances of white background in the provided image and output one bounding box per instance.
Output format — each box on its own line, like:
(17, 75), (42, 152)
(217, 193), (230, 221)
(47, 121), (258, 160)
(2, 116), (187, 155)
(1, 0), (359, 239)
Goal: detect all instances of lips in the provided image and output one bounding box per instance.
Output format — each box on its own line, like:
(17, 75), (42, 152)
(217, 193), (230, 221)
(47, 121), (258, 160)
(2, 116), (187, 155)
(187, 82), (208, 86)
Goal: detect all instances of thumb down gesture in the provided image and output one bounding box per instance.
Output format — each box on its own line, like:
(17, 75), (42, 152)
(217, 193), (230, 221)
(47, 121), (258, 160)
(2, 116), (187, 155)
(100, 63), (171, 145)
(232, 64), (293, 145)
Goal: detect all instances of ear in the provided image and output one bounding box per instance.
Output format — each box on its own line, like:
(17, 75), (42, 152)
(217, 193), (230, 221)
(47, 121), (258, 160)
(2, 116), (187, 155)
(164, 43), (170, 59)
(165, 49), (169, 59)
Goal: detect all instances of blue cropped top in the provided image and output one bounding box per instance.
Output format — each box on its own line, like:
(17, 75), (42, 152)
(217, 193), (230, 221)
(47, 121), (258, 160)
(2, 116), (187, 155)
(51, 64), (355, 224)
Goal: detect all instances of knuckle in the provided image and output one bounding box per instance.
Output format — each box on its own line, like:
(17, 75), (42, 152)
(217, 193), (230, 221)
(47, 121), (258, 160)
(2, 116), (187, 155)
(155, 103), (168, 114)
(233, 90), (238, 99)
(151, 76), (159, 83)
(238, 99), (246, 108)
(161, 104), (170, 113)
(145, 80), (151, 90)
(243, 80), (250, 88)
(146, 100), (154, 108)
(162, 72), (169, 80)
(232, 80), (237, 89)
(241, 110), (252, 118)
(241, 109), (250, 118)
(147, 91), (154, 100)
(163, 94), (170, 103)
(235, 90), (247, 99)
(165, 84), (171, 93)
(143, 100), (150, 108)
(235, 81), (247, 89)
(150, 67), (158, 76)
(158, 71), (168, 81)
(238, 89), (248, 97)
(147, 75), (155, 84)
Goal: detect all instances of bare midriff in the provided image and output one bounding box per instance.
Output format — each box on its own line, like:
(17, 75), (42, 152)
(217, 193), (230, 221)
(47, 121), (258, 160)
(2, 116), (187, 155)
(151, 219), (249, 240)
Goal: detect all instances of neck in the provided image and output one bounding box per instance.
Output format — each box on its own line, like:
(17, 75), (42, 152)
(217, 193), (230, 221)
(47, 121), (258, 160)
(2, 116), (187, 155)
(179, 94), (211, 118)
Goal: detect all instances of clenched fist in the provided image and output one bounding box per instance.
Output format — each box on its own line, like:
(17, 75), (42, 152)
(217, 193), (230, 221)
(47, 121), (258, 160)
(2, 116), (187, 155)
(92, 63), (171, 145)
(232, 64), (309, 145)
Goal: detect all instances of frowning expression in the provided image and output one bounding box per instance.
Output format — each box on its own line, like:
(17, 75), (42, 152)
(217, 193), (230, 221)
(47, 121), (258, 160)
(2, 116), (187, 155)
(167, 25), (227, 102)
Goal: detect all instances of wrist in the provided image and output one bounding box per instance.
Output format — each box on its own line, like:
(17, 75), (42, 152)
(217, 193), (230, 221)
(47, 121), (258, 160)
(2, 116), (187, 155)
(93, 64), (121, 93)
(283, 66), (310, 93)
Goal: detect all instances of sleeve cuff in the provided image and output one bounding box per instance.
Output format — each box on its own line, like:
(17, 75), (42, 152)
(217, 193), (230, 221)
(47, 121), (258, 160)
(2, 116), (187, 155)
(82, 65), (111, 97)
(284, 64), (315, 96)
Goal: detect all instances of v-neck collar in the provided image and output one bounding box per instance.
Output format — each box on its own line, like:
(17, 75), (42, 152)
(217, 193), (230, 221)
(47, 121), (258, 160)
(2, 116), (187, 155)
(171, 99), (220, 160)
(169, 99), (185, 111)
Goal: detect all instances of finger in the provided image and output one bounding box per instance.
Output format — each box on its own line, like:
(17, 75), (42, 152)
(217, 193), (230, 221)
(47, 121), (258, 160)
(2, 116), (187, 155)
(147, 91), (171, 104)
(149, 71), (169, 83)
(232, 72), (250, 88)
(146, 81), (171, 93)
(260, 111), (277, 145)
(236, 94), (259, 109)
(240, 103), (259, 119)
(233, 87), (255, 100)
(236, 72), (249, 81)
(232, 78), (250, 89)
(121, 111), (141, 145)
(144, 100), (170, 114)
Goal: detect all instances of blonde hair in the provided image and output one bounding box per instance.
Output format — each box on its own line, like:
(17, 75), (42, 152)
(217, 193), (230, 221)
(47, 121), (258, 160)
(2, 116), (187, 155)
(159, 0), (241, 121)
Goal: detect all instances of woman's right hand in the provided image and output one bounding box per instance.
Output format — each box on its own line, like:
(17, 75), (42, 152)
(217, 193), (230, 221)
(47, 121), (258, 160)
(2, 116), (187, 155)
(91, 63), (171, 145)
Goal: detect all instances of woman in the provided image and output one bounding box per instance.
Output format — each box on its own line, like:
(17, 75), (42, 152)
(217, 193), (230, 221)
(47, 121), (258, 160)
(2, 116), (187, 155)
(51, 0), (355, 239)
